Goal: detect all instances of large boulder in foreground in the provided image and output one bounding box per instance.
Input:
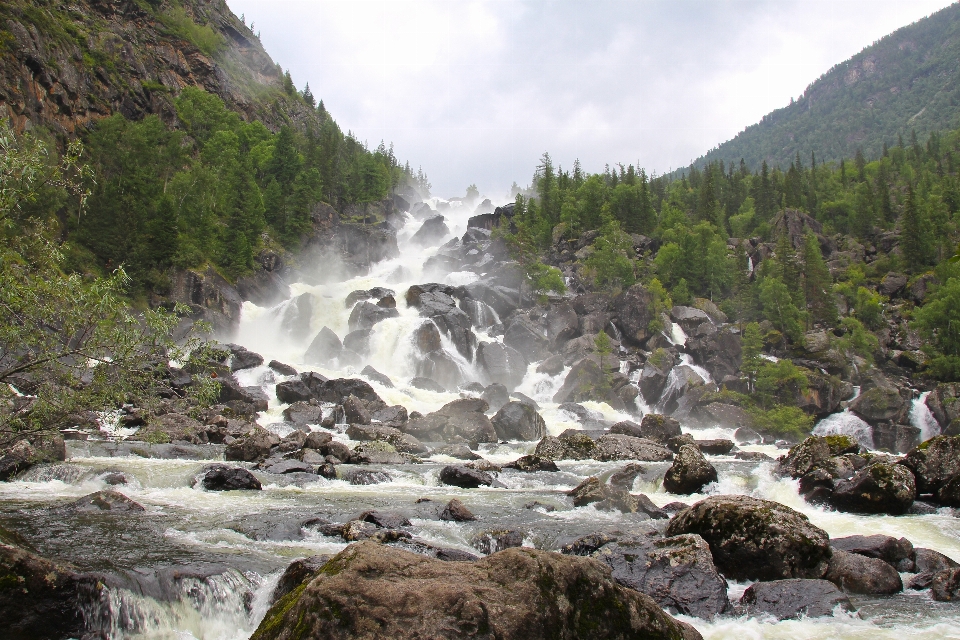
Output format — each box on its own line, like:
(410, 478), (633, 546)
(251, 541), (702, 640)
(829, 462), (915, 515)
(901, 435), (960, 504)
(824, 549), (902, 595)
(666, 495), (832, 581)
(0, 542), (91, 640)
(663, 445), (717, 495)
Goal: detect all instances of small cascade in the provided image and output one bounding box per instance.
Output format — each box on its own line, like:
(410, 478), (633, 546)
(608, 321), (627, 354)
(462, 298), (501, 330)
(747, 255), (754, 274)
(680, 353), (712, 384)
(910, 391), (941, 442)
(668, 322), (687, 346)
(813, 410), (874, 449)
(80, 568), (276, 640)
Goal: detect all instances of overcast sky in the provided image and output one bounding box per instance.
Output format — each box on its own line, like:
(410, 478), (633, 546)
(226, 0), (955, 201)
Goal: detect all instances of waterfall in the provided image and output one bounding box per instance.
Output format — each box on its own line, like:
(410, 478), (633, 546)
(813, 409), (874, 449)
(680, 353), (712, 384)
(910, 391), (941, 442)
(668, 322), (687, 346)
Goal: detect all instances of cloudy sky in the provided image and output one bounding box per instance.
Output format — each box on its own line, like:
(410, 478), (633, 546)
(226, 0), (955, 200)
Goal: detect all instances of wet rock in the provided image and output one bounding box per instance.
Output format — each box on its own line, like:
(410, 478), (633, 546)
(694, 439), (736, 455)
(401, 398), (497, 444)
(361, 365), (393, 388)
(431, 444), (481, 460)
(317, 463), (338, 479)
(252, 541), (702, 640)
(304, 431), (333, 450)
(275, 379), (314, 404)
(227, 344), (265, 371)
(609, 463), (645, 491)
(824, 549), (902, 595)
(552, 358), (626, 411)
(663, 445), (718, 495)
(848, 382), (910, 426)
(342, 395), (371, 425)
(282, 401), (323, 427)
(0, 542), (92, 640)
(666, 495), (832, 581)
(272, 555), (331, 603)
(439, 498), (476, 522)
(872, 422), (921, 454)
(671, 306), (712, 332)
(734, 426), (763, 444)
(346, 469), (392, 485)
(568, 477), (638, 513)
(470, 529), (525, 555)
(263, 459), (316, 475)
(439, 465), (494, 488)
(534, 432), (599, 461)
(217, 377), (269, 411)
(491, 401), (546, 441)
(610, 420), (644, 438)
(639, 414), (682, 444)
(358, 510), (411, 529)
(503, 315), (551, 362)
(740, 579), (853, 620)
(409, 376), (447, 393)
(414, 321), (443, 353)
(480, 382), (510, 412)
(303, 326), (342, 365)
(268, 360), (298, 376)
(916, 547), (960, 574)
(830, 462), (915, 514)
(134, 413), (205, 445)
(200, 465), (262, 491)
(634, 494), (670, 520)
(349, 301), (400, 332)
(735, 451), (774, 462)
(901, 435), (960, 505)
(932, 568), (960, 601)
(346, 423), (427, 454)
(504, 455), (559, 472)
(580, 534), (729, 619)
(830, 535), (914, 570)
(65, 490), (144, 513)
(777, 435), (833, 479)
(611, 283), (655, 345)
(411, 214), (450, 246)
(225, 426), (279, 462)
(476, 341), (528, 391)
(595, 434), (674, 462)
(371, 405), (408, 426)
(638, 357), (673, 406)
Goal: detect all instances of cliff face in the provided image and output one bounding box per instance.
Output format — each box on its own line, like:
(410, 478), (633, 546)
(0, 0), (312, 134)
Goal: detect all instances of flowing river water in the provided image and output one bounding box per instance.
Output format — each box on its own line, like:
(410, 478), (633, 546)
(3, 204), (960, 639)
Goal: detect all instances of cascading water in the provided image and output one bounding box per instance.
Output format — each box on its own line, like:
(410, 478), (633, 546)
(813, 386), (874, 449)
(3, 198), (960, 640)
(910, 391), (941, 442)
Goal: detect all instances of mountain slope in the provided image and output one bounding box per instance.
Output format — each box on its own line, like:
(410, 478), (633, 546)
(0, 0), (313, 134)
(688, 2), (960, 172)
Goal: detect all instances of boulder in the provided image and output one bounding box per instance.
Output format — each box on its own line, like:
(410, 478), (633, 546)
(275, 379), (314, 404)
(303, 327), (343, 365)
(698, 403), (754, 431)
(439, 498), (476, 522)
(227, 345), (265, 371)
(503, 315), (551, 362)
(439, 465), (494, 488)
(348, 301), (399, 332)
(611, 283), (655, 345)
(610, 420), (643, 438)
(200, 465), (262, 491)
(609, 463), (645, 491)
(411, 215), (450, 246)
(595, 434), (674, 462)
(552, 358), (626, 411)
(829, 535), (914, 570)
(0, 542), (92, 639)
(848, 383), (909, 426)
(401, 398), (497, 444)
(64, 490), (144, 513)
(777, 436), (833, 479)
(670, 306), (711, 332)
(574, 534), (729, 619)
(932, 568), (960, 601)
(361, 365), (393, 388)
(476, 341), (528, 390)
(344, 329), (373, 356)
(135, 413), (205, 445)
(829, 463), (915, 515)
(638, 357), (673, 405)
(342, 395), (371, 425)
(480, 383), (510, 412)
(346, 424), (426, 454)
(268, 360), (298, 376)
(666, 495), (832, 581)
(371, 404), (408, 426)
(824, 549), (902, 595)
(663, 445), (718, 495)
(414, 321), (443, 354)
(546, 302), (581, 348)
(251, 541), (702, 640)
(262, 459), (316, 475)
(534, 432), (600, 461)
(217, 377), (269, 411)
(410, 376), (447, 392)
(225, 426), (279, 462)
(638, 414), (682, 444)
(504, 455), (559, 472)
(272, 555), (331, 603)
(282, 402), (324, 427)
(901, 435), (960, 504)
(470, 529), (526, 555)
(740, 579), (853, 620)
(491, 402), (546, 441)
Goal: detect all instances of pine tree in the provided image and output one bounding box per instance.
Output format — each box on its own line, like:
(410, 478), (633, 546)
(302, 83), (315, 108)
(900, 184), (928, 271)
(740, 322), (764, 392)
(801, 232), (837, 327)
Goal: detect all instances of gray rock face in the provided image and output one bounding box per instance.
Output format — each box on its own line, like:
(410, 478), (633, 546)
(824, 549), (903, 595)
(346, 424), (426, 454)
(439, 498), (475, 521)
(303, 326), (342, 365)
(740, 579), (854, 620)
(552, 358), (627, 411)
(830, 535), (914, 570)
(480, 382), (510, 412)
(275, 379), (314, 404)
(534, 433), (599, 461)
(411, 215), (450, 247)
(491, 401), (546, 441)
(401, 398), (497, 444)
(901, 435), (960, 505)
(272, 555), (330, 604)
(581, 534), (729, 619)
(848, 382), (910, 425)
(348, 301), (400, 332)
(932, 568), (960, 601)
(663, 445), (718, 495)
(666, 495), (832, 581)
(252, 541), (703, 640)
(567, 476), (637, 513)
(503, 315), (551, 362)
(830, 462), (915, 514)
(476, 341), (528, 390)
(595, 434), (674, 462)
(64, 490), (145, 513)
(611, 283), (655, 345)
(639, 414), (683, 443)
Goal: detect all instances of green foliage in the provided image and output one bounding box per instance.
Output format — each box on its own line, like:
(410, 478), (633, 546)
(748, 405), (815, 441)
(584, 218), (635, 292)
(755, 360), (809, 408)
(853, 286), (885, 329)
(594, 330), (613, 388)
(801, 232), (838, 326)
(759, 275), (804, 343)
(646, 278), (672, 333)
(836, 316), (879, 364)
(740, 322), (764, 391)
(914, 277), (960, 380)
(159, 6), (224, 57)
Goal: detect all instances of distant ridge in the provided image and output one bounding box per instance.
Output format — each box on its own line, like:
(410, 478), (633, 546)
(680, 2), (960, 174)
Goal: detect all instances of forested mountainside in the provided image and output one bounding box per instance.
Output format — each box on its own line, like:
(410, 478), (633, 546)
(684, 2), (960, 174)
(0, 0), (426, 303)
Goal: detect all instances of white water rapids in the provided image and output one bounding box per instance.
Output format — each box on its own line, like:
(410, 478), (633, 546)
(2, 201), (960, 639)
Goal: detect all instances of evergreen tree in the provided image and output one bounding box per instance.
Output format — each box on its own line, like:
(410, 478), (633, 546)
(801, 232), (837, 327)
(900, 184), (928, 271)
(740, 322), (764, 392)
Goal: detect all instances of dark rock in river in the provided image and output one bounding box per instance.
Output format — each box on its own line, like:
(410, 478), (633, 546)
(829, 462), (915, 514)
(830, 535), (914, 571)
(594, 434), (674, 462)
(740, 579), (854, 620)
(439, 465), (494, 489)
(272, 554), (331, 604)
(932, 568), (960, 601)
(663, 445), (718, 495)
(470, 529), (525, 555)
(491, 401), (546, 441)
(638, 413), (682, 444)
(251, 541), (702, 640)
(901, 435), (960, 505)
(504, 455), (559, 472)
(439, 498), (476, 522)
(200, 464), (262, 491)
(534, 432), (599, 461)
(824, 549), (902, 595)
(303, 326), (343, 365)
(666, 495), (832, 581)
(480, 382), (510, 412)
(401, 398), (497, 444)
(65, 490), (145, 513)
(476, 341), (528, 391)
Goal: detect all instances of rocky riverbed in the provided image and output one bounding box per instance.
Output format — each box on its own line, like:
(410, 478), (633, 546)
(3, 198), (960, 640)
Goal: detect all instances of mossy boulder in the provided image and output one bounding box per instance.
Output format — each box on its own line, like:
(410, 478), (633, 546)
(666, 495), (832, 582)
(663, 445), (718, 495)
(901, 435), (960, 504)
(251, 540), (703, 640)
(829, 463), (915, 514)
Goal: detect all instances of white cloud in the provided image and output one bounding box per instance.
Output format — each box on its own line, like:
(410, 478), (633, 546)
(227, 0), (955, 200)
